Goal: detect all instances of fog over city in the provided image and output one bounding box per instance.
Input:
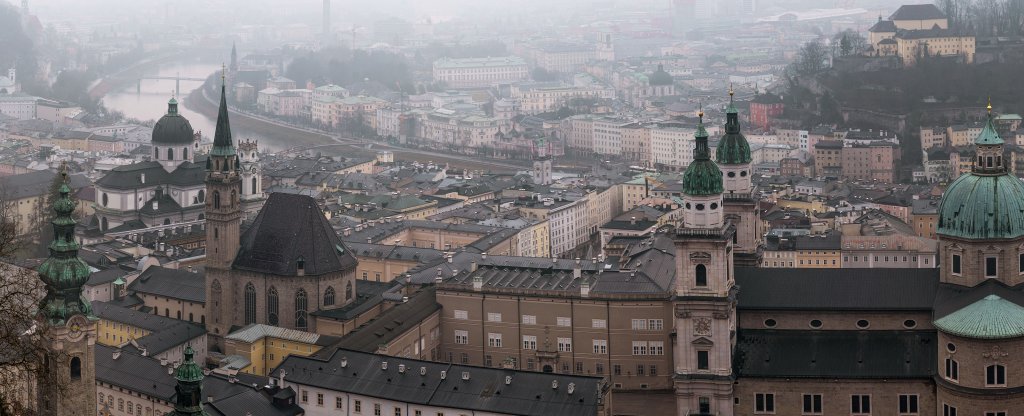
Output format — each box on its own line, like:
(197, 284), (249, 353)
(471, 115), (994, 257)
(5, 0), (1024, 415)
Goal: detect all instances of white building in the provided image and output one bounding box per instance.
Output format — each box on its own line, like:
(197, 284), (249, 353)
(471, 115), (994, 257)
(0, 93), (37, 120)
(432, 56), (529, 89)
(649, 127), (696, 170)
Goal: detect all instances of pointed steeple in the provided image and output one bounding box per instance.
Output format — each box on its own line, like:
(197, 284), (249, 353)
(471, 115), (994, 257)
(166, 345), (208, 416)
(37, 165), (94, 325)
(211, 64), (235, 157)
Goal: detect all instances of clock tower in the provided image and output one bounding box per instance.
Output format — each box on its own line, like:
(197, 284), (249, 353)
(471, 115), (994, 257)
(36, 168), (98, 416)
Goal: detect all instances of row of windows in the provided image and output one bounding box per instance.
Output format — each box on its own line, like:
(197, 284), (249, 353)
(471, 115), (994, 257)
(949, 253), (1024, 276)
(299, 390), (466, 416)
(751, 393), (926, 415)
(762, 318), (915, 329)
(243, 283), (353, 329)
(944, 359), (1007, 386)
(453, 311), (661, 329)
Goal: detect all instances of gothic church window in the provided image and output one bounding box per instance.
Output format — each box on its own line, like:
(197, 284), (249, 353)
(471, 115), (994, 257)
(324, 286), (336, 306)
(295, 289), (308, 330)
(267, 286), (279, 326)
(345, 282), (353, 301)
(244, 283), (256, 324)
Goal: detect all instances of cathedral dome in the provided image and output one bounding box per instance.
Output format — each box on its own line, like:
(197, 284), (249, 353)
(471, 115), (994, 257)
(152, 98), (195, 145)
(938, 112), (1024, 240)
(936, 173), (1024, 239)
(648, 64), (673, 86)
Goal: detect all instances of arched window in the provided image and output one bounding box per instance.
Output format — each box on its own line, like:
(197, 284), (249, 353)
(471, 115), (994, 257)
(987, 364), (1006, 386)
(324, 286), (336, 306)
(213, 191), (220, 209)
(695, 264), (708, 287)
(102, 193), (108, 207)
(345, 281), (353, 301)
(295, 289), (308, 330)
(167, 148), (174, 160)
(183, 147), (188, 160)
(210, 279), (222, 324)
(267, 287), (279, 326)
(163, 218), (171, 225)
(244, 283), (256, 325)
(198, 189), (205, 203)
(154, 147), (159, 159)
(230, 190), (236, 207)
(127, 401), (133, 414)
(70, 357), (81, 380)
(252, 177), (258, 195)
(988, 156), (994, 167)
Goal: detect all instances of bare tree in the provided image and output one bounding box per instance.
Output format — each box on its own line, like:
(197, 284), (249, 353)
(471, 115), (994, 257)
(0, 187), (67, 415)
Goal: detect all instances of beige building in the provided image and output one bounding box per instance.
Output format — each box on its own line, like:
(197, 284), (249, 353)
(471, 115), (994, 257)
(868, 4), (974, 66)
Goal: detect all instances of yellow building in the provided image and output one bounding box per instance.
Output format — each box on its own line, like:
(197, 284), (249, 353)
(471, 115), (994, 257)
(0, 170), (91, 237)
(92, 301), (207, 365)
(776, 197), (827, 216)
(867, 4), (974, 66)
(223, 324), (339, 376)
(518, 219), (551, 258)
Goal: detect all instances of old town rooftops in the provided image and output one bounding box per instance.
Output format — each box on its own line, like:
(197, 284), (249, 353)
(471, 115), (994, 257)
(276, 347), (604, 416)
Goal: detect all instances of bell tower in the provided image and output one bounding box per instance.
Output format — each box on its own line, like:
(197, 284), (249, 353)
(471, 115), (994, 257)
(164, 345), (208, 416)
(716, 85), (761, 266)
(205, 67), (241, 270)
(673, 109), (737, 416)
(36, 167), (97, 416)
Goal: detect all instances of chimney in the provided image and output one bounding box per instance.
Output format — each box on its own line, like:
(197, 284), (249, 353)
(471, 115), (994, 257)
(207, 396), (213, 403)
(447, 254), (453, 263)
(580, 280), (590, 297)
(278, 370), (286, 388)
(630, 216), (636, 225)
(481, 252), (487, 260)
(152, 200), (158, 211)
(168, 366), (173, 375)
(568, 383), (576, 395)
(440, 370), (447, 380)
(420, 367), (427, 376)
(140, 173), (145, 184)
(470, 261), (477, 272)
(160, 357), (168, 366)
(551, 380), (559, 390)
(112, 350), (121, 360)
(399, 364), (406, 374)
(435, 268), (443, 283)
(341, 357), (348, 368)
(472, 275), (483, 291)
(381, 361), (388, 371)
(461, 371), (470, 381)
(505, 376), (512, 385)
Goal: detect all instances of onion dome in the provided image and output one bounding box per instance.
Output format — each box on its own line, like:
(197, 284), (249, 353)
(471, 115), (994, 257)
(716, 86), (752, 165)
(37, 168), (93, 325)
(937, 101), (1024, 240)
(648, 64), (673, 86)
(175, 345), (204, 383)
(682, 109), (724, 196)
(152, 97), (195, 145)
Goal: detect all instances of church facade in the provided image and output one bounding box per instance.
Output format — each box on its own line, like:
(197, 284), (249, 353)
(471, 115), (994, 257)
(202, 78), (358, 346)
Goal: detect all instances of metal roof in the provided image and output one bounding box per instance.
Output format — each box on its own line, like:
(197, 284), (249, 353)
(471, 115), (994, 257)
(934, 294), (1024, 339)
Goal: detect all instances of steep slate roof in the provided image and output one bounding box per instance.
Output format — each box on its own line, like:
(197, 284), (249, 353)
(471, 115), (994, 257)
(234, 193), (357, 276)
(890, 4), (946, 21)
(131, 266), (206, 303)
(96, 160), (205, 190)
(277, 348), (604, 416)
(869, 19), (897, 33)
(734, 330), (936, 378)
(92, 301), (206, 356)
(735, 268), (939, 310)
(0, 170), (89, 200)
(323, 287), (441, 353)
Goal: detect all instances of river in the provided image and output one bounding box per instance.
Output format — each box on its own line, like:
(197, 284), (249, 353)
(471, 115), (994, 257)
(99, 58), (279, 149)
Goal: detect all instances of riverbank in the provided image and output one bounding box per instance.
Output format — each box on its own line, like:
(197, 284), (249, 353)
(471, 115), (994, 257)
(87, 49), (202, 99)
(186, 84), (527, 173)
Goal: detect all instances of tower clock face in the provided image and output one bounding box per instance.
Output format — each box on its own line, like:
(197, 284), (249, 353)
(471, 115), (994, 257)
(67, 315), (88, 341)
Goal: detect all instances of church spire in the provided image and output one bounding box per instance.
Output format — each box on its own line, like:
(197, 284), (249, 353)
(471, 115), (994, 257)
(230, 42), (238, 72)
(37, 165), (93, 325)
(211, 65), (235, 157)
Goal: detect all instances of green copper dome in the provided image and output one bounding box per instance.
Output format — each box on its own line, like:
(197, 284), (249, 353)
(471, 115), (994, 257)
(683, 114), (724, 196)
(175, 345), (205, 383)
(716, 90), (752, 165)
(937, 170), (1024, 239)
(934, 295), (1024, 339)
(976, 116), (1003, 145)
